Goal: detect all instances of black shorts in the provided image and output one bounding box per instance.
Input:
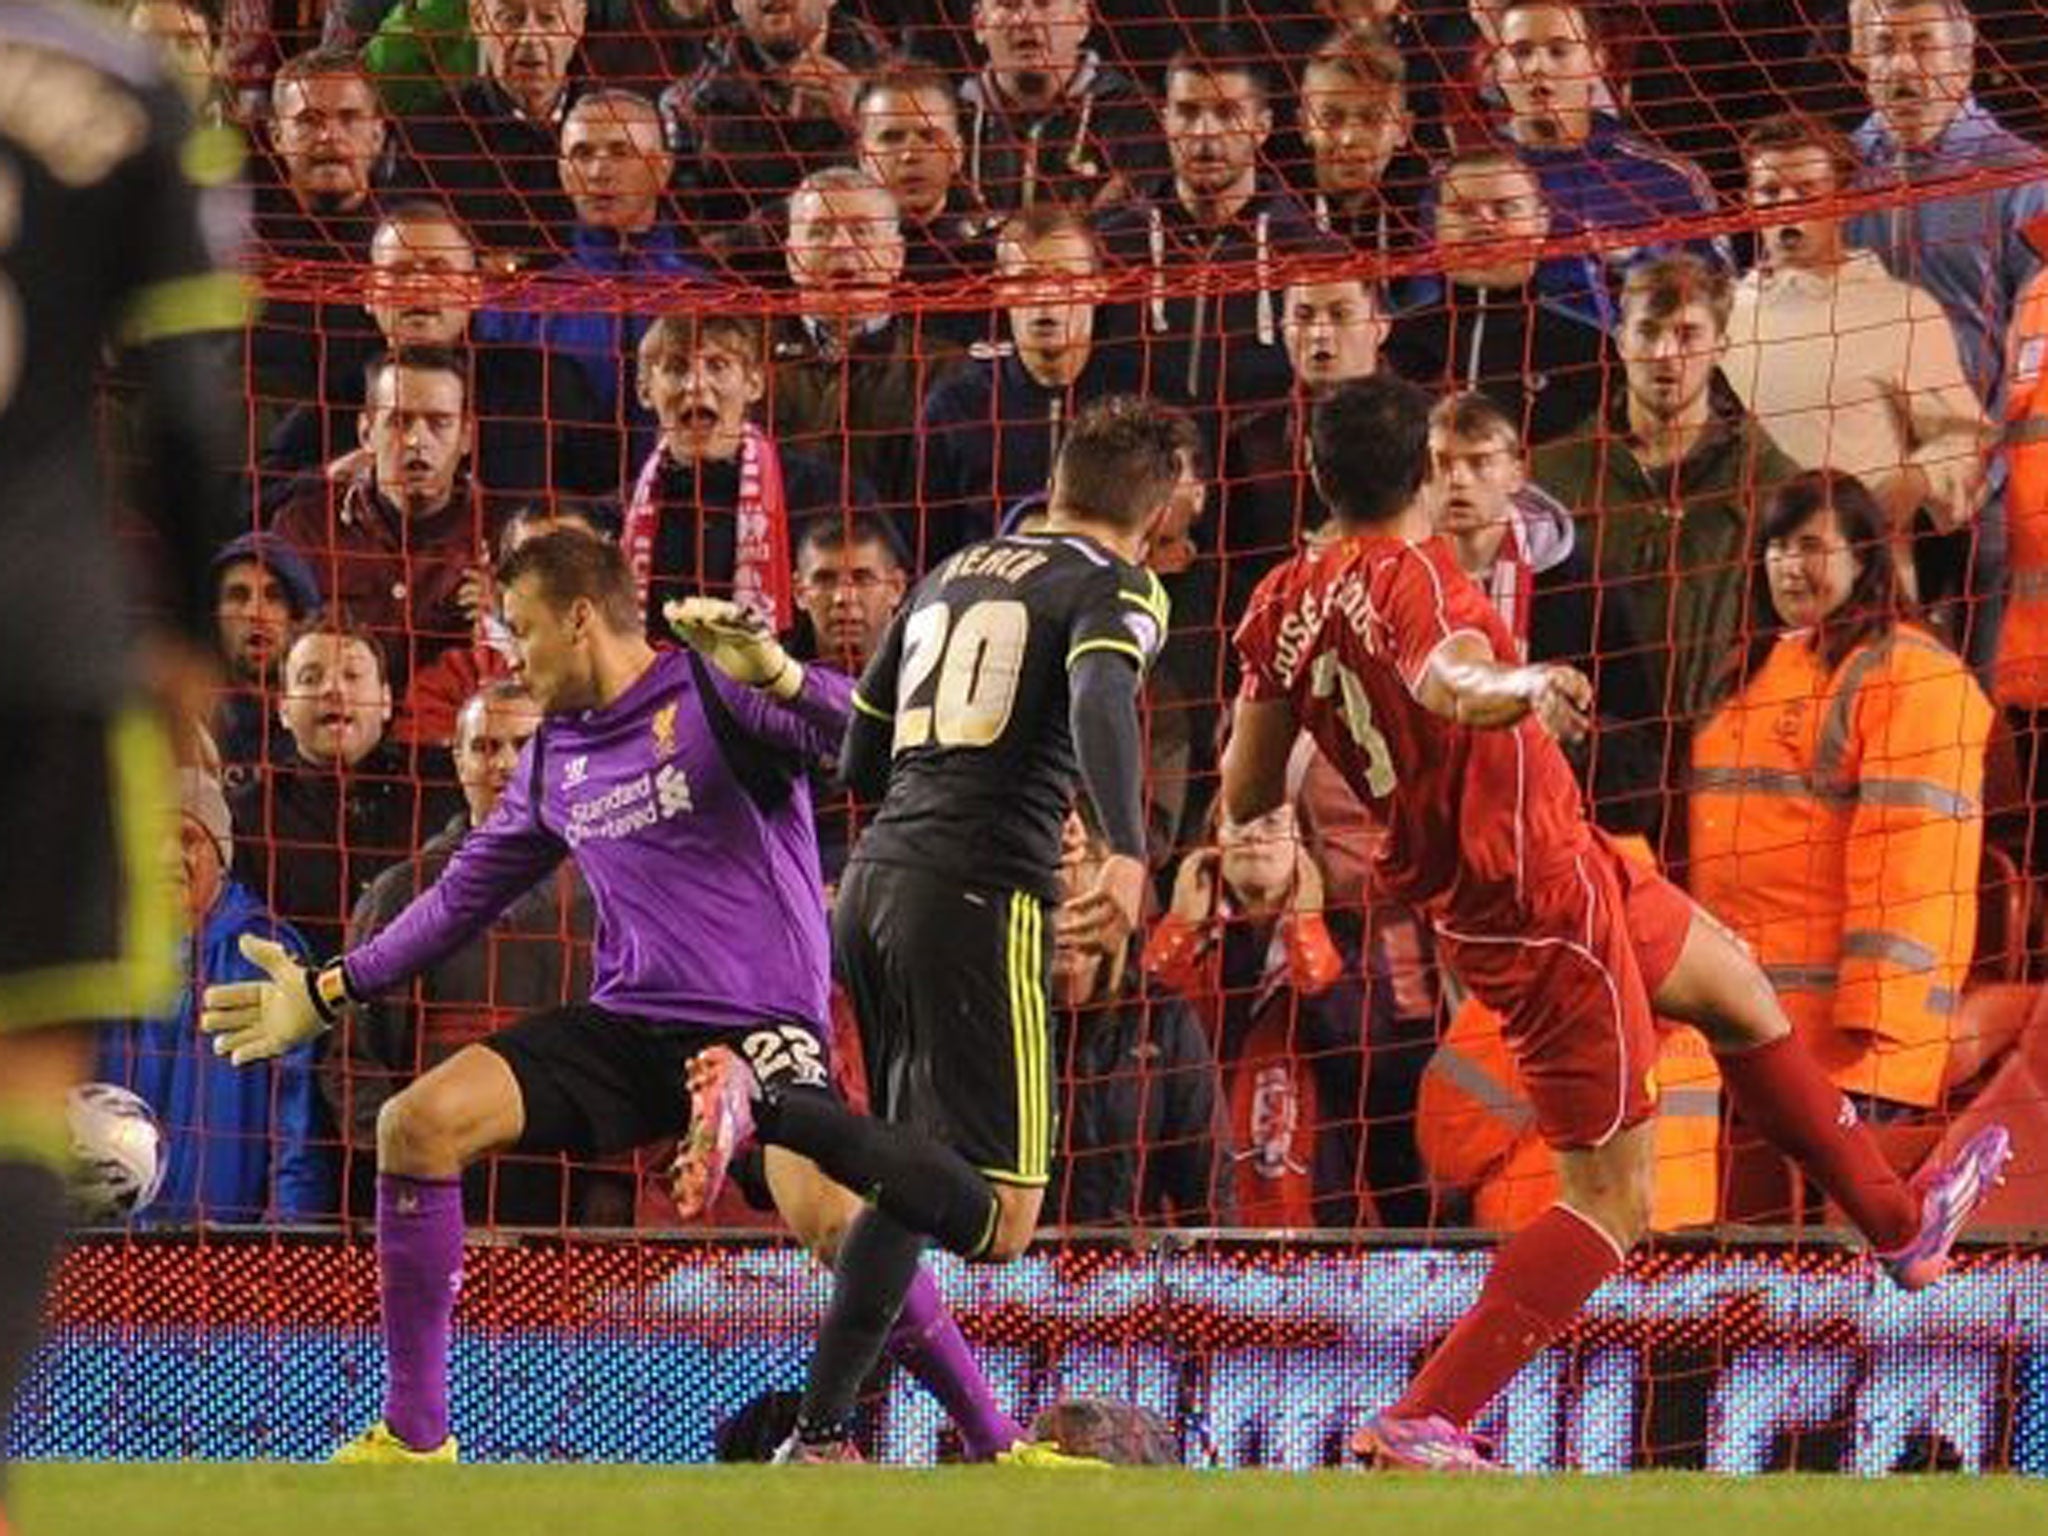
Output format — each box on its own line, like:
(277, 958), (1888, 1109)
(834, 860), (1052, 1187)
(485, 1004), (831, 1157)
(0, 711), (179, 1033)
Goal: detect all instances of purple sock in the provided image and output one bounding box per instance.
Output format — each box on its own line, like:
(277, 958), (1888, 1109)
(887, 1267), (1024, 1461)
(377, 1173), (464, 1450)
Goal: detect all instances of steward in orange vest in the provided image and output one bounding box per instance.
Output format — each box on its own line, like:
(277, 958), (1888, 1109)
(1694, 473), (1991, 1112)
(1994, 214), (2048, 871)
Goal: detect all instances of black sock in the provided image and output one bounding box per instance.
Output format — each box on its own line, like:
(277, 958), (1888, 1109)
(757, 1087), (999, 1258)
(796, 1207), (927, 1443)
(0, 1160), (69, 1499)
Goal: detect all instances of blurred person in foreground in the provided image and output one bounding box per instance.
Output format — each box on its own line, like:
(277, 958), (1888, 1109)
(0, 0), (249, 1513)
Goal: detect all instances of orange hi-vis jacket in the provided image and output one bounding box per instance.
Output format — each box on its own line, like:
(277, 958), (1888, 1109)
(1997, 215), (2048, 708)
(1692, 626), (1991, 1107)
(1417, 997), (1721, 1232)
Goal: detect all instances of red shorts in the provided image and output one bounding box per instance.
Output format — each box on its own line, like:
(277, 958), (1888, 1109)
(1435, 834), (1695, 1150)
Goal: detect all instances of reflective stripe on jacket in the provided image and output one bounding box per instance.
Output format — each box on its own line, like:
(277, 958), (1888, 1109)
(1998, 251), (2048, 706)
(1417, 996), (1720, 1232)
(1692, 627), (1990, 1106)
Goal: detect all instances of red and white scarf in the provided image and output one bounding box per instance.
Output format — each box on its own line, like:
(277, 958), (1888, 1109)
(1478, 515), (1536, 662)
(623, 421), (793, 632)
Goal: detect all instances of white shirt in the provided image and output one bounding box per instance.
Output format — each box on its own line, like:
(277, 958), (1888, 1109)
(1723, 249), (1994, 527)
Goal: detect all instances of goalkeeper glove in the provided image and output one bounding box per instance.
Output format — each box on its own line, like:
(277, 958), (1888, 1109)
(199, 935), (342, 1065)
(664, 597), (804, 700)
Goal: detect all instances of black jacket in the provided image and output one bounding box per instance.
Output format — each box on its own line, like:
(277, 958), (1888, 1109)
(246, 176), (386, 468)
(228, 741), (451, 962)
(666, 15), (890, 231)
(917, 346), (1143, 563)
(1384, 277), (1616, 447)
(1049, 981), (1232, 1227)
(956, 53), (1164, 217)
(637, 440), (871, 641)
(1096, 179), (1342, 426)
(1528, 530), (1666, 841)
(1297, 148), (1437, 310)
(401, 76), (590, 263)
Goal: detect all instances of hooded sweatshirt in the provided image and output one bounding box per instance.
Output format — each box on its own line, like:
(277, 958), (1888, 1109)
(957, 51), (1163, 216)
(918, 344), (1143, 562)
(1096, 177), (1341, 420)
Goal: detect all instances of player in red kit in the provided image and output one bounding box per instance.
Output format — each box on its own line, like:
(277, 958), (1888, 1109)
(1224, 375), (2011, 1472)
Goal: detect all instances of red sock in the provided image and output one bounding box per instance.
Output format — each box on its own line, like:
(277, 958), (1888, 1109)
(1395, 1205), (1622, 1427)
(1713, 1034), (1918, 1251)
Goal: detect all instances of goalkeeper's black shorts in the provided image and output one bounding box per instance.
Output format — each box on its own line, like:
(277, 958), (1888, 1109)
(0, 710), (179, 1033)
(485, 1004), (831, 1157)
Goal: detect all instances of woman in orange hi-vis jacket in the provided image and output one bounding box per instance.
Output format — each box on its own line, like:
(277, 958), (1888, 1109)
(1692, 470), (1992, 1217)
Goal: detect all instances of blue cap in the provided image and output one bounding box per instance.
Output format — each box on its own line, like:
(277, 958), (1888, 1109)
(210, 532), (320, 618)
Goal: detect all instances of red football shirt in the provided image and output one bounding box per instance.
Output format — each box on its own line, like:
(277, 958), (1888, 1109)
(1234, 534), (1592, 923)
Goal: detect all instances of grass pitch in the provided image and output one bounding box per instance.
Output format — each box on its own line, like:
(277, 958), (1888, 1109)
(13, 1465), (2048, 1536)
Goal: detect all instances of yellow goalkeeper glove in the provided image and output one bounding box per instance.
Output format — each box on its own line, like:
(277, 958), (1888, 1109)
(663, 597), (804, 700)
(198, 935), (339, 1065)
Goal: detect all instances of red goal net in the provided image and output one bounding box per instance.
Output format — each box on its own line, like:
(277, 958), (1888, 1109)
(32, 0), (2048, 1473)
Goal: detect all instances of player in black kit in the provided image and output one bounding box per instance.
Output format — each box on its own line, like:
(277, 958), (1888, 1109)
(730, 396), (1182, 1461)
(0, 1), (246, 1512)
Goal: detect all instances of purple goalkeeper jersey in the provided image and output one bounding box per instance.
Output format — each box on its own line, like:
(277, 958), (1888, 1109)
(345, 648), (852, 1031)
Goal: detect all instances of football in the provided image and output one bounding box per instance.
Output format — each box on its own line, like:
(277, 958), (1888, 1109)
(66, 1083), (166, 1220)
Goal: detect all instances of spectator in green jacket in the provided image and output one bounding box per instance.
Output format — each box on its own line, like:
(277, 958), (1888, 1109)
(1530, 252), (1800, 863)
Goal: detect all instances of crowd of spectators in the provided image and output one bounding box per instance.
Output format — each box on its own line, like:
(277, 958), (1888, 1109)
(101, 0), (2048, 1234)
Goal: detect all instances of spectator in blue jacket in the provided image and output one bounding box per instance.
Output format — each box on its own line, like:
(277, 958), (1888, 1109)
(476, 90), (712, 496)
(1842, 0), (2048, 664)
(96, 770), (328, 1226)
(1488, 0), (1725, 281)
(919, 204), (1139, 562)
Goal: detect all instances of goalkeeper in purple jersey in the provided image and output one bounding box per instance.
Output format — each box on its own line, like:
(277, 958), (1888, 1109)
(200, 529), (1040, 1464)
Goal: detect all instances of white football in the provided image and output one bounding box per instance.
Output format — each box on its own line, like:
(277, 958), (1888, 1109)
(67, 1082), (166, 1219)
